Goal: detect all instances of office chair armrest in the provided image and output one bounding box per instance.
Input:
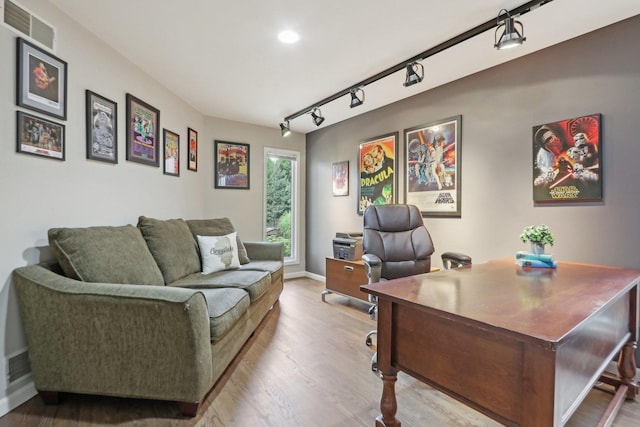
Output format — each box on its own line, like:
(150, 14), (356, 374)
(441, 252), (472, 270)
(362, 253), (382, 284)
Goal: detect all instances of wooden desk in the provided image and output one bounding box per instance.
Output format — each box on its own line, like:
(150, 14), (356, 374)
(361, 258), (640, 427)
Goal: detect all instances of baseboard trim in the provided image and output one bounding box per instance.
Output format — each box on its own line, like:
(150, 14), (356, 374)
(0, 380), (37, 417)
(304, 271), (325, 282)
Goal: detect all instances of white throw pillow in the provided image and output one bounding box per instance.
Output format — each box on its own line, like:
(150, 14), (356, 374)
(197, 232), (240, 274)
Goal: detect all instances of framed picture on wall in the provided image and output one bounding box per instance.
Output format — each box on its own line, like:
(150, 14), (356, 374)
(214, 140), (250, 189)
(163, 128), (180, 177)
(16, 110), (65, 160)
(85, 90), (117, 163)
(358, 132), (398, 215)
(125, 93), (160, 167)
(404, 115), (462, 217)
(532, 113), (602, 202)
(187, 127), (198, 171)
(332, 160), (349, 196)
(16, 37), (68, 120)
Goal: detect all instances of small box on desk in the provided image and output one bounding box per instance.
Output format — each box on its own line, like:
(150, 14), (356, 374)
(333, 232), (363, 260)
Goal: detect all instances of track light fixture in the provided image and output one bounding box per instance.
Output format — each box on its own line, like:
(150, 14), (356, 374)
(403, 62), (424, 87)
(280, 120), (291, 137)
(310, 107), (325, 126)
(494, 9), (526, 50)
(279, 0), (550, 136)
(349, 88), (365, 108)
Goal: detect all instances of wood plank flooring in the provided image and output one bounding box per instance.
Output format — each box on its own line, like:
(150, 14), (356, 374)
(1, 277), (638, 426)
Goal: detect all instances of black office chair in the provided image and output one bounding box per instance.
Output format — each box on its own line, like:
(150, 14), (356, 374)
(362, 204), (471, 371)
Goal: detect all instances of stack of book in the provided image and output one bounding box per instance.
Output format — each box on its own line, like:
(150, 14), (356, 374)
(515, 251), (557, 269)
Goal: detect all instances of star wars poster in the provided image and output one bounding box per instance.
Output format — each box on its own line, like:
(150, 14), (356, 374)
(532, 114), (602, 202)
(358, 133), (397, 215)
(405, 116), (461, 217)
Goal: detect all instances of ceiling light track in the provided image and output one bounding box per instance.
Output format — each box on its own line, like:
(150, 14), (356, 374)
(280, 0), (552, 133)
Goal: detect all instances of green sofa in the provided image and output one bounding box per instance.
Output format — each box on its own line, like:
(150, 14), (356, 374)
(12, 216), (284, 417)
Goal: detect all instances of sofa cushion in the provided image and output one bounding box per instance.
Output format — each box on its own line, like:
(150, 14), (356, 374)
(137, 216), (201, 283)
(187, 218), (250, 264)
(48, 225), (164, 286)
(196, 233), (240, 274)
(239, 260), (282, 275)
(170, 270), (271, 302)
(199, 288), (250, 342)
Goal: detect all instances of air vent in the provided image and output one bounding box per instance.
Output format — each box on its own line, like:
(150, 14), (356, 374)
(7, 349), (30, 383)
(2, 0), (55, 50)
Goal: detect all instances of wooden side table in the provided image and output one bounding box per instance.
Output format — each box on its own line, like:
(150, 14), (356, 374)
(322, 257), (370, 303)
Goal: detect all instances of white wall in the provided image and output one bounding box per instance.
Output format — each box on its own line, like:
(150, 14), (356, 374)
(0, 0), (305, 413)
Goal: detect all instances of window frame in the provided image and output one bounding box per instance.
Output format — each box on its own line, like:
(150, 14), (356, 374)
(263, 147), (300, 265)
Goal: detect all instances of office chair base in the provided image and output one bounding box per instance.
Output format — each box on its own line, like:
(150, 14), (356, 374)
(366, 330), (376, 346)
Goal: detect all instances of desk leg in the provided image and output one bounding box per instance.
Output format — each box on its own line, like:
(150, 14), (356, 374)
(617, 341), (639, 399)
(375, 298), (401, 427)
(597, 342), (639, 427)
(376, 370), (400, 427)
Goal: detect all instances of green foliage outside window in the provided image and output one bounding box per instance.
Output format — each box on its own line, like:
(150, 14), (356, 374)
(266, 158), (292, 257)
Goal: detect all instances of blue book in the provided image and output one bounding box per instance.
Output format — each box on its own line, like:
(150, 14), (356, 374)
(516, 258), (557, 269)
(515, 251), (555, 263)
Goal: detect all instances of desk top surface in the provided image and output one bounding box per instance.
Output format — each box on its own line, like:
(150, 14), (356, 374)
(361, 258), (640, 343)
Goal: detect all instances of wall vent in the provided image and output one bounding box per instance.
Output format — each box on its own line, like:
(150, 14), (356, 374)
(2, 0), (55, 50)
(7, 349), (31, 383)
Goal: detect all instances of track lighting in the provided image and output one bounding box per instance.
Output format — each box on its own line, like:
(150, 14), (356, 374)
(280, 0), (547, 134)
(349, 88), (364, 108)
(280, 121), (291, 137)
(494, 9), (526, 50)
(310, 107), (325, 126)
(403, 62), (424, 87)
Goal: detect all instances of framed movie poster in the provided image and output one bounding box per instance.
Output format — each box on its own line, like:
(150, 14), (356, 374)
(532, 113), (602, 202)
(125, 93), (160, 166)
(16, 38), (68, 120)
(187, 127), (198, 171)
(358, 132), (397, 215)
(214, 140), (250, 189)
(16, 110), (65, 160)
(163, 129), (180, 177)
(86, 90), (117, 163)
(332, 160), (349, 196)
(404, 116), (461, 217)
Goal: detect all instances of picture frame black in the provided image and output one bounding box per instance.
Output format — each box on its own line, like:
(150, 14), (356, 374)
(404, 115), (462, 217)
(86, 90), (117, 163)
(163, 128), (180, 177)
(214, 140), (250, 189)
(16, 37), (68, 120)
(187, 127), (198, 171)
(125, 93), (160, 167)
(16, 110), (65, 161)
(532, 113), (602, 203)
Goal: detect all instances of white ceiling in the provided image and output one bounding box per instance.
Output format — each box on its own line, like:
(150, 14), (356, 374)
(48, 0), (640, 134)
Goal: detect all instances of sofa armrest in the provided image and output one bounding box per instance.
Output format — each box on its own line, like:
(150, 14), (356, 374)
(243, 241), (284, 261)
(12, 264), (214, 403)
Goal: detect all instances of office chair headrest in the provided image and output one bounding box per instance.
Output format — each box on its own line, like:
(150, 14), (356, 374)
(363, 204), (424, 232)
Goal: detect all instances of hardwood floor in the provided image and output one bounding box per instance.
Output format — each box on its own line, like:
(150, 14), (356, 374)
(1, 277), (638, 426)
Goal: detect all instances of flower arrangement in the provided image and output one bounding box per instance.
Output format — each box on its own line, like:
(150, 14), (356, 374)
(519, 224), (555, 246)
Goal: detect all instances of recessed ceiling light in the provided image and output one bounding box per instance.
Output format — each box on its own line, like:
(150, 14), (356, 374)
(278, 30), (300, 44)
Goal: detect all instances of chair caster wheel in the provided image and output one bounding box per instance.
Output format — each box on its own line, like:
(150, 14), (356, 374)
(371, 361), (378, 372)
(365, 337), (372, 346)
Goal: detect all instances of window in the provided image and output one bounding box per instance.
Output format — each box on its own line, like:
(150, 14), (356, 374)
(264, 148), (299, 264)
